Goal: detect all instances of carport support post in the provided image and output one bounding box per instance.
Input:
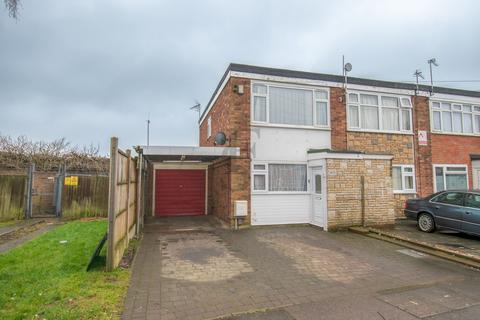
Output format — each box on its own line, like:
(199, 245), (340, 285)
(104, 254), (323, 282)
(135, 152), (143, 235)
(107, 137), (118, 272)
(361, 175), (366, 227)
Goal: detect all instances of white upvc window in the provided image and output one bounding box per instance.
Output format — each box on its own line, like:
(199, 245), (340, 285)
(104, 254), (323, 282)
(433, 165), (469, 192)
(252, 163), (308, 193)
(392, 165), (416, 193)
(251, 82), (330, 128)
(431, 101), (480, 135)
(207, 116), (212, 138)
(347, 91), (412, 133)
(252, 163), (267, 192)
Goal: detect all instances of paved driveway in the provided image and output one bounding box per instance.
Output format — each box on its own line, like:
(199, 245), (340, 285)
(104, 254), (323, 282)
(122, 217), (480, 320)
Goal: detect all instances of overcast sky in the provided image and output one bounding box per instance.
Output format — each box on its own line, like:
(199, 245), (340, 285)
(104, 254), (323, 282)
(1, 0), (479, 154)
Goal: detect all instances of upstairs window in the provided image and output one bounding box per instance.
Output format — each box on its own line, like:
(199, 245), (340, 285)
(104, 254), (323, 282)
(431, 102), (480, 135)
(348, 92), (412, 133)
(252, 83), (329, 128)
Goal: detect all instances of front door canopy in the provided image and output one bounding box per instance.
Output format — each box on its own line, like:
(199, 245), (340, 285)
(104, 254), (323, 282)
(137, 145), (240, 162)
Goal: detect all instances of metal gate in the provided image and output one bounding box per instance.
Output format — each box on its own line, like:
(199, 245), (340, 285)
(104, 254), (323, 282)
(25, 164), (65, 218)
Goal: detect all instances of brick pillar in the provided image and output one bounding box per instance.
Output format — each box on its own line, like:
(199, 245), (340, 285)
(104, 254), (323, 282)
(413, 95), (433, 197)
(330, 87), (347, 150)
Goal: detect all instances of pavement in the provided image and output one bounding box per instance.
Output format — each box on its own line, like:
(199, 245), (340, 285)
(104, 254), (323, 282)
(122, 217), (480, 320)
(374, 219), (480, 261)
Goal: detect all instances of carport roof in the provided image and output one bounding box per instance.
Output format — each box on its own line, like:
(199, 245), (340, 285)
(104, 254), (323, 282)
(137, 145), (240, 162)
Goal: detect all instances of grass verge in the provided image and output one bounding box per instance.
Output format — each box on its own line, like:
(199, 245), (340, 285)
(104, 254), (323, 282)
(0, 220), (131, 319)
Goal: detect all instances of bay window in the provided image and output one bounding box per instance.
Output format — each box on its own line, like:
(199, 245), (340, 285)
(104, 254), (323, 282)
(348, 92), (412, 133)
(434, 165), (469, 192)
(252, 163), (307, 192)
(392, 165), (415, 193)
(431, 102), (480, 135)
(252, 83), (329, 128)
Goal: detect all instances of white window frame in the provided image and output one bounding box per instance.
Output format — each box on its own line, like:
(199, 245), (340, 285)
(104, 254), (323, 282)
(392, 165), (416, 194)
(207, 116), (212, 138)
(433, 164), (469, 192)
(430, 100), (480, 136)
(252, 163), (268, 192)
(251, 162), (309, 194)
(347, 91), (413, 134)
(251, 81), (330, 130)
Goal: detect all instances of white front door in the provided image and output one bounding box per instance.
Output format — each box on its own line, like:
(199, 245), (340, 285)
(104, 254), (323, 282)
(311, 167), (326, 228)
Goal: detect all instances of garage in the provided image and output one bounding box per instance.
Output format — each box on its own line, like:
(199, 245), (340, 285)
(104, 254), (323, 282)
(155, 169), (206, 216)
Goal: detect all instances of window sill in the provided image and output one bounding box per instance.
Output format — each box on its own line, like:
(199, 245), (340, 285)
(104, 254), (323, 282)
(251, 122), (331, 131)
(347, 128), (413, 135)
(430, 131), (480, 137)
(393, 190), (417, 195)
(252, 191), (310, 195)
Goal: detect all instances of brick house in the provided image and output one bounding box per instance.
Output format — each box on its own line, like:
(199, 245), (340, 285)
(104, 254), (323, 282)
(139, 63), (480, 230)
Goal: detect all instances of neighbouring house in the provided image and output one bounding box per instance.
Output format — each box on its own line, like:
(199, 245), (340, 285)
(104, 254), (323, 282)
(138, 63), (480, 230)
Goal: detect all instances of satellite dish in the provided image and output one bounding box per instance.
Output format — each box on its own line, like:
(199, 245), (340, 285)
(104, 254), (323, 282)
(344, 62), (352, 72)
(214, 132), (227, 145)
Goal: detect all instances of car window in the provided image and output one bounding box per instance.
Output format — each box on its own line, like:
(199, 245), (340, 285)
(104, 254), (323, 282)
(432, 192), (465, 206)
(465, 194), (480, 209)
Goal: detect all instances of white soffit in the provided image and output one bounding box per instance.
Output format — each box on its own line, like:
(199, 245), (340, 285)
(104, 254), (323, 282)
(141, 145), (240, 157)
(308, 152), (393, 161)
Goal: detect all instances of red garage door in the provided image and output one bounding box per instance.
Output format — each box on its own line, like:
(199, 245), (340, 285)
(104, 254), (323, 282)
(155, 169), (206, 216)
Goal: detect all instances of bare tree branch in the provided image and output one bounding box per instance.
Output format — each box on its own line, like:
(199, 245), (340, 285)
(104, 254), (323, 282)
(0, 134), (109, 173)
(4, 0), (19, 19)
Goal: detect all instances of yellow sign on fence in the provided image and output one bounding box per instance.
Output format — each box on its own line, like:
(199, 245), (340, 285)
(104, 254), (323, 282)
(65, 176), (78, 186)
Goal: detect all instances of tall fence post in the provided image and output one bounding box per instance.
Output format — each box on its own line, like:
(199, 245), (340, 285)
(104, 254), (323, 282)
(24, 163), (35, 219)
(125, 149), (131, 247)
(106, 137), (118, 272)
(54, 164), (65, 217)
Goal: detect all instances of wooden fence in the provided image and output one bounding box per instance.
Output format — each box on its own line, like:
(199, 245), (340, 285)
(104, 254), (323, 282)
(61, 175), (109, 219)
(106, 137), (138, 271)
(0, 175), (26, 221)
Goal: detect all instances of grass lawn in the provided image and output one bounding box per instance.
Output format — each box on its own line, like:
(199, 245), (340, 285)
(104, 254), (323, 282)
(0, 220), (131, 320)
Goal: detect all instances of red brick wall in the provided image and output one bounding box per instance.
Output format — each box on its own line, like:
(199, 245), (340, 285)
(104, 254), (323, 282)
(431, 134), (480, 189)
(199, 77), (251, 226)
(413, 96), (434, 197)
(330, 87), (347, 150)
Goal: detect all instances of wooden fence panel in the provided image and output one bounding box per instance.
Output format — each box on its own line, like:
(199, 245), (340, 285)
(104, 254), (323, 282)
(107, 137), (138, 271)
(61, 175), (109, 218)
(0, 175), (27, 221)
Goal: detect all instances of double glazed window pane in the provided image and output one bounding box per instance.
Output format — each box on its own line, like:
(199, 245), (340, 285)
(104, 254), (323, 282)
(253, 174), (266, 191)
(349, 105), (359, 127)
(269, 87), (313, 126)
(433, 111), (441, 130)
(453, 112), (463, 133)
(446, 174), (468, 190)
(382, 108), (399, 131)
(404, 176), (414, 190)
(316, 101), (328, 126)
(253, 96), (267, 122)
(401, 109), (411, 131)
(464, 114), (473, 133)
(268, 164), (307, 192)
(360, 106), (379, 129)
(392, 167), (402, 190)
(442, 112), (452, 132)
(435, 167), (445, 191)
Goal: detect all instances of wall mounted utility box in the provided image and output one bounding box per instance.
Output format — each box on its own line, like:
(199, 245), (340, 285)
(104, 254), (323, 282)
(234, 200), (248, 217)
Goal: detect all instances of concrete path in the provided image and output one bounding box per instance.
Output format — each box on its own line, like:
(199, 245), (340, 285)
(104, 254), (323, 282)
(0, 219), (58, 253)
(122, 217), (480, 320)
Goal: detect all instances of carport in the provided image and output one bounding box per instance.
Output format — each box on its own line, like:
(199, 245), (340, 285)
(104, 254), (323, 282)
(137, 145), (240, 218)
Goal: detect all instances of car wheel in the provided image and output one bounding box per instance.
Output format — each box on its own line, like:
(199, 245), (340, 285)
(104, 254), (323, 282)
(418, 213), (435, 233)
